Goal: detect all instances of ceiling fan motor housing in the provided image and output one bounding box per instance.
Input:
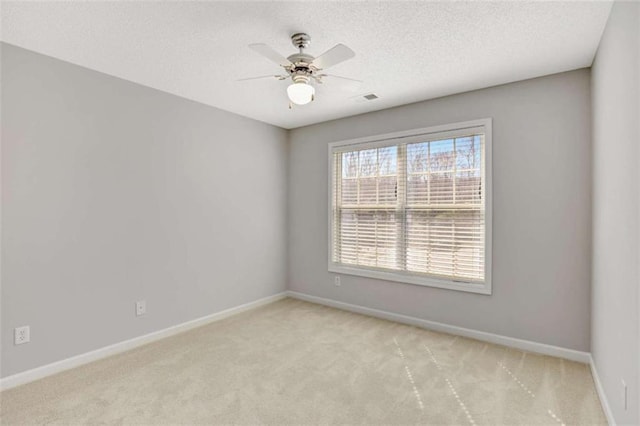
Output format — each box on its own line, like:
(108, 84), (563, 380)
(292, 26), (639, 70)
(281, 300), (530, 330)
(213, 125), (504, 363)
(287, 52), (314, 65)
(286, 51), (316, 81)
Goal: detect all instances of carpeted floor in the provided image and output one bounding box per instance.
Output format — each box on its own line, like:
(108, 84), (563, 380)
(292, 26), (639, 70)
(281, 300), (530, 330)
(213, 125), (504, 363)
(0, 298), (605, 425)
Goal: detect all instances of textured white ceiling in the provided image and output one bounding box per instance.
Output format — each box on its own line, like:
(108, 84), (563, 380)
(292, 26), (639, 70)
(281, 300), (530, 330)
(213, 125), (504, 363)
(1, 1), (612, 129)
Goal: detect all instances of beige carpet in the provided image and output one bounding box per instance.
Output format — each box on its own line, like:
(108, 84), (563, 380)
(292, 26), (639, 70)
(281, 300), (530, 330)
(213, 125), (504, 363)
(1, 298), (605, 425)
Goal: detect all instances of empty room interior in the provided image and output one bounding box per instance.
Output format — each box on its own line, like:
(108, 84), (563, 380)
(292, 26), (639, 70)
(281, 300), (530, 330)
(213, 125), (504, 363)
(1, 1), (639, 425)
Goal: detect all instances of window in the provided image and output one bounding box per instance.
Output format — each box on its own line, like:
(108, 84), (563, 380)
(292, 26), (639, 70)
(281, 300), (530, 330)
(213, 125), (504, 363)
(328, 119), (492, 294)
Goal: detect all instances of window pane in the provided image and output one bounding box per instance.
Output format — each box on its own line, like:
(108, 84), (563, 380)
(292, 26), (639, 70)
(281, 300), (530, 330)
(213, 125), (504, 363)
(407, 142), (428, 174)
(407, 174), (429, 204)
(455, 136), (478, 170)
(430, 172), (454, 204)
(359, 149), (377, 177)
(378, 146), (397, 175)
(338, 147), (398, 206)
(430, 139), (455, 172)
(359, 177), (377, 204)
(339, 209), (398, 270)
(342, 151), (358, 178)
(379, 176), (397, 204)
(455, 170), (482, 204)
(341, 178), (357, 204)
(406, 209), (484, 281)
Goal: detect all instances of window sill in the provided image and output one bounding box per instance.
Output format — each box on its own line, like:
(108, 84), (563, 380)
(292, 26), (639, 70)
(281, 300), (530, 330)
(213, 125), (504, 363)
(328, 263), (492, 295)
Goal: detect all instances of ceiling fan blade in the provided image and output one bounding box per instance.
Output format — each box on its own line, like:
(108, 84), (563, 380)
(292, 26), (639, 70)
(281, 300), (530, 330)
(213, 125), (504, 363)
(311, 44), (355, 70)
(237, 75), (288, 81)
(318, 74), (362, 91)
(248, 43), (292, 67)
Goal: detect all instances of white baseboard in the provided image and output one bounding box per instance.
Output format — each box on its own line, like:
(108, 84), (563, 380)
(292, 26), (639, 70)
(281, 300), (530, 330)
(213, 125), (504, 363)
(0, 292), (287, 391)
(1, 290), (594, 393)
(287, 291), (591, 363)
(590, 355), (616, 426)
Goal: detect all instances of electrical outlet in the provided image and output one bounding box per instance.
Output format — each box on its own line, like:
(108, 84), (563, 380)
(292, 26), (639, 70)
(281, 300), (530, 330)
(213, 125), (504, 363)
(622, 379), (627, 410)
(14, 326), (30, 345)
(334, 276), (341, 286)
(136, 300), (146, 317)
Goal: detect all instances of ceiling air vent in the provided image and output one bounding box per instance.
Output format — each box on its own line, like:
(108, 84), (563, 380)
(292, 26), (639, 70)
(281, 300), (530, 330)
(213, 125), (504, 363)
(351, 93), (379, 103)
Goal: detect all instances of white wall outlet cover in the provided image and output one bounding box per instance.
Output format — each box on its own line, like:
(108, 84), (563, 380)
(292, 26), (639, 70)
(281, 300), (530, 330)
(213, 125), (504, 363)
(136, 300), (146, 316)
(334, 276), (341, 286)
(14, 326), (30, 345)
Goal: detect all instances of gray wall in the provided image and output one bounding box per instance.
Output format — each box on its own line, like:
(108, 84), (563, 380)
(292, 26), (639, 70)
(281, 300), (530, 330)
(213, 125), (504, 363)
(289, 69), (592, 351)
(591, 1), (640, 424)
(1, 43), (288, 377)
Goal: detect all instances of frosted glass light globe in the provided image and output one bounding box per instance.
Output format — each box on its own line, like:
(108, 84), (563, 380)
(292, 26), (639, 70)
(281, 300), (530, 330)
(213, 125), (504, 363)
(287, 83), (315, 105)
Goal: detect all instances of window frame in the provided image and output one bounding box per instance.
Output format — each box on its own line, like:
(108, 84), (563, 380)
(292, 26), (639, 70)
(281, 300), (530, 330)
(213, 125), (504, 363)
(327, 118), (492, 295)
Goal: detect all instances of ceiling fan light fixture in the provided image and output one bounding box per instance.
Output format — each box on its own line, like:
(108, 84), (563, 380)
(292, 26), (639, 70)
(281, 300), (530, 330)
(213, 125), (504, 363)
(245, 34), (358, 108)
(287, 82), (315, 105)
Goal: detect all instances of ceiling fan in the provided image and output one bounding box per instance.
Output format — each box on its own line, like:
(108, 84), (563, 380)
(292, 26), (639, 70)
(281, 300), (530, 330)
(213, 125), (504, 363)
(239, 33), (361, 107)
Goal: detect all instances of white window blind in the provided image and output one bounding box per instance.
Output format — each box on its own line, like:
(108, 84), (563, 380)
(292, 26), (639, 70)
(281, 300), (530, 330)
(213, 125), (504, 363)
(329, 120), (491, 294)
